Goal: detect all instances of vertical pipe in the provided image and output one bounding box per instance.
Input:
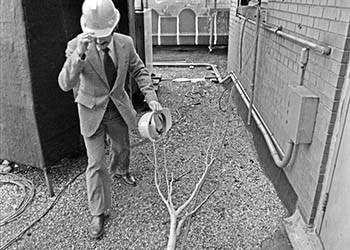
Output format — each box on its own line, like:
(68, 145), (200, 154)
(239, 19), (247, 74)
(247, 5), (261, 125)
(214, 12), (217, 45)
(299, 47), (309, 86)
(208, 0), (217, 52)
(195, 16), (199, 45)
(209, 13), (214, 52)
(230, 73), (295, 168)
(158, 16), (161, 45)
(176, 15), (180, 45)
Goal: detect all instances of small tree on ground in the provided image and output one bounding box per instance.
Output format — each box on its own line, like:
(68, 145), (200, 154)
(149, 120), (229, 250)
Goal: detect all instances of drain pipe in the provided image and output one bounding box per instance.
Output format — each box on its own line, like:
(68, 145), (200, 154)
(299, 47), (309, 86)
(154, 61), (295, 168)
(153, 61), (222, 82)
(236, 14), (332, 56)
(227, 72), (295, 168)
(248, 3), (261, 125)
(209, 0), (218, 52)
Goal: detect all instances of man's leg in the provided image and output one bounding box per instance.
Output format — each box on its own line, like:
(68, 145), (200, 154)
(84, 127), (112, 216)
(107, 110), (130, 175)
(106, 109), (135, 185)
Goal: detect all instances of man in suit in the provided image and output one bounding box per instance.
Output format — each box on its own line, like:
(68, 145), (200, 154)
(58, 0), (162, 239)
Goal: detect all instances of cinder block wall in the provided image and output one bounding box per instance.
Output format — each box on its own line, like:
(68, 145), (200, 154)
(228, 0), (350, 224)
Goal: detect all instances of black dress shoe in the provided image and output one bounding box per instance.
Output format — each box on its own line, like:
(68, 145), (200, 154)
(89, 214), (105, 239)
(114, 172), (137, 186)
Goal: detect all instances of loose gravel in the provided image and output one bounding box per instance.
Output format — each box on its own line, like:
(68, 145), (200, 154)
(0, 46), (287, 250)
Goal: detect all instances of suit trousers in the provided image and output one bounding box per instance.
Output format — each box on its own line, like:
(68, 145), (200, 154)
(83, 103), (130, 216)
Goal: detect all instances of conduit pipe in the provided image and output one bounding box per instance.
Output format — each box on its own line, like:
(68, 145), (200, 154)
(299, 47), (309, 86)
(153, 62), (222, 82)
(236, 14), (332, 56)
(248, 4), (261, 125)
(209, 0), (218, 52)
(227, 72), (295, 168)
(154, 61), (294, 168)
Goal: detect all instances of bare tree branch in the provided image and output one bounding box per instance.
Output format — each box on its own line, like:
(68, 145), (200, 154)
(179, 116), (231, 250)
(176, 187), (216, 237)
(153, 143), (171, 212)
(168, 172), (174, 208)
(187, 187), (216, 218)
(151, 118), (228, 250)
(175, 156), (215, 217)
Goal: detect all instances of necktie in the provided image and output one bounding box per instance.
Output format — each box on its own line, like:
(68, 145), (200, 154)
(102, 47), (117, 89)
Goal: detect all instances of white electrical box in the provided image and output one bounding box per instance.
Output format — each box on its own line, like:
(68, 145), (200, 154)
(284, 85), (319, 144)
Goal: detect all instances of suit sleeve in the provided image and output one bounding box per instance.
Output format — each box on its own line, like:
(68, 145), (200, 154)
(126, 37), (158, 103)
(58, 38), (84, 93)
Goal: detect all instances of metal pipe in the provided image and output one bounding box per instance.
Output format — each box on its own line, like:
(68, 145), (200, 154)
(299, 47), (309, 86)
(153, 62), (222, 81)
(209, 0), (218, 52)
(228, 72), (295, 168)
(248, 5), (261, 125)
(236, 14), (332, 56)
(155, 60), (295, 168)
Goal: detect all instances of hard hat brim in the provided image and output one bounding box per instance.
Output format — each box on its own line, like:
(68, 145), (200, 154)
(80, 8), (120, 38)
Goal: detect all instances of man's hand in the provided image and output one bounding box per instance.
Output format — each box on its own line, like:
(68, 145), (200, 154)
(149, 100), (162, 111)
(76, 33), (93, 57)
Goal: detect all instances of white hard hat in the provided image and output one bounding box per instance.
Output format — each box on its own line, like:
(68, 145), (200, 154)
(80, 0), (120, 38)
(138, 108), (172, 142)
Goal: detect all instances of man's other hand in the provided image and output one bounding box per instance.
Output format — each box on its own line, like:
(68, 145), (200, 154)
(149, 100), (162, 111)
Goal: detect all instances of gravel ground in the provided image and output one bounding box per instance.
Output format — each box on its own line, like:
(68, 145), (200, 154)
(0, 46), (287, 250)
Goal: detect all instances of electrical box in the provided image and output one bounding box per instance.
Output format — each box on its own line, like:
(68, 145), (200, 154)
(284, 85), (319, 144)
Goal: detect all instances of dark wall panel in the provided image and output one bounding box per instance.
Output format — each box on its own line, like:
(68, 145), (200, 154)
(61, 0), (84, 41)
(113, 0), (130, 35)
(22, 0), (80, 167)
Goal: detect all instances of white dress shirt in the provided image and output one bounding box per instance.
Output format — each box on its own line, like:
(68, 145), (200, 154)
(97, 36), (117, 67)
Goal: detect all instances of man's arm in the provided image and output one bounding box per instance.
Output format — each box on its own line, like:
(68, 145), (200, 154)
(126, 37), (161, 110)
(58, 34), (91, 92)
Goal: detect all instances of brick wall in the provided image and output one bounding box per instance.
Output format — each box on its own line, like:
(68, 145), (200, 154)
(228, 0), (350, 224)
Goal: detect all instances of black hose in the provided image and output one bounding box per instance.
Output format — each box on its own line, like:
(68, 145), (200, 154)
(0, 173), (35, 226)
(0, 169), (85, 250)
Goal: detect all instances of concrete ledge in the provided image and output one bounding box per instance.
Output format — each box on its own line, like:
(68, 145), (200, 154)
(283, 209), (324, 250)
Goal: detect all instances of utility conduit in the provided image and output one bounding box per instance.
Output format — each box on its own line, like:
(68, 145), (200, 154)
(153, 62), (222, 82)
(153, 61), (294, 168)
(226, 72), (295, 168)
(247, 5), (261, 125)
(236, 14), (332, 56)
